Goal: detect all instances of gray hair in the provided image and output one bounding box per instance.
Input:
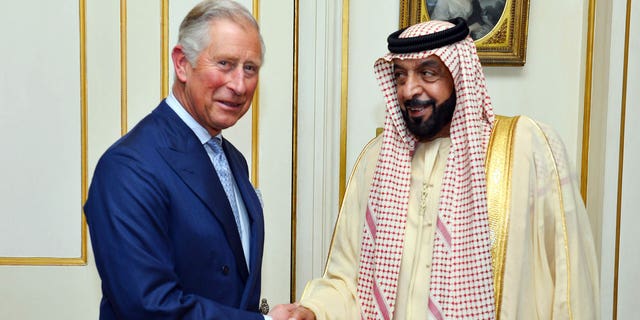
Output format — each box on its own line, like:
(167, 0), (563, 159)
(178, 0), (265, 65)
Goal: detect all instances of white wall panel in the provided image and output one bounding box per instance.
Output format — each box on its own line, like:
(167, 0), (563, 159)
(256, 0), (294, 306)
(86, 0), (122, 164)
(597, 0), (622, 317)
(616, 1), (640, 318)
(0, 0), (102, 319)
(345, 0), (399, 177)
(484, 0), (585, 166)
(598, 0), (640, 318)
(127, 0), (162, 127)
(295, 0), (345, 298)
(0, 1), (81, 257)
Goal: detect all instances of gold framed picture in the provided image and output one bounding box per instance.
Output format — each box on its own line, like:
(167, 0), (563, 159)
(399, 0), (530, 66)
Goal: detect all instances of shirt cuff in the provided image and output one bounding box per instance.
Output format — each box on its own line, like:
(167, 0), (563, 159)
(263, 315), (272, 320)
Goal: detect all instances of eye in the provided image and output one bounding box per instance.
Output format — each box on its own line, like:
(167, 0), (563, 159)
(217, 60), (232, 70)
(393, 70), (407, 84)
(244, 64), (258, 76)
(421, 68), (440, 82)
(422, 69), (436, 77)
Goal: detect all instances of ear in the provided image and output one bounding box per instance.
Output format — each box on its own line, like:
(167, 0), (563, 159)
(172, 45), (190, 83)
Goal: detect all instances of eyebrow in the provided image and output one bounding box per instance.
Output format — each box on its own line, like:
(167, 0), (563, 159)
(419, 59), (441, 69)
(393, 59), (441, 71)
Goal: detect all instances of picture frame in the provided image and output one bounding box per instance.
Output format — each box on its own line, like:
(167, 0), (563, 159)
(399, 0), (530, 66)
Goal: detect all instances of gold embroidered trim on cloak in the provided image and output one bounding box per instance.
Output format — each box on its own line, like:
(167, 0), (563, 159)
(486, 115), (519, 318)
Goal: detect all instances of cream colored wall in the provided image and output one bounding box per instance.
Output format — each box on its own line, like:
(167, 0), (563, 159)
(614, 0), (639, 314)
(295, 0), (349, 298)
(598, 0), (640, 318)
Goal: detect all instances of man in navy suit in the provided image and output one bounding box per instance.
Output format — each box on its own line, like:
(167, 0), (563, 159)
(85, 1), (293, 319)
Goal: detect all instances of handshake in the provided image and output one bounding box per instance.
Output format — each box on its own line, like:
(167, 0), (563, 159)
(267, 303), (315, 320)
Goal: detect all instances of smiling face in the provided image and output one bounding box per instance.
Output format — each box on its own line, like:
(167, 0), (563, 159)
(393, 55), (456, 141)
(172, 18), (262, 136)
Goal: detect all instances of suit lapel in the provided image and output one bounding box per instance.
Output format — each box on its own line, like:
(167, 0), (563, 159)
(222, 139), (265, 306)
(155, 104), (249, 281)
(223, 140), (264, 263)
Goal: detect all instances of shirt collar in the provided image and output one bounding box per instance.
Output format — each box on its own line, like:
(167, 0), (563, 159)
(166, 91), (221, 144)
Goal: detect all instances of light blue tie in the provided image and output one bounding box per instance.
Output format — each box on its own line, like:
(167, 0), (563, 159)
(207, 137), (243, 237)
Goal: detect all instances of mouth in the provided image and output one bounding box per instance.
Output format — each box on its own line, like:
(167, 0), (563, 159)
(404, 99), (435, 118)
(218, 100), (244, 109)
(406, 104), (432, 118)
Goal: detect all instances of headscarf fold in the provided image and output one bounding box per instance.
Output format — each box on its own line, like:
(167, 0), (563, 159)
(356, 19), (496, 320)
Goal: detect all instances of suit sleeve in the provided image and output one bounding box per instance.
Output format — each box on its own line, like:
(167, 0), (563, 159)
(84, 148), (262, 320)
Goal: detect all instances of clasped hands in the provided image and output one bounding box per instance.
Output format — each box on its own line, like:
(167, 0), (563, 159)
(268, 303), (315, 320)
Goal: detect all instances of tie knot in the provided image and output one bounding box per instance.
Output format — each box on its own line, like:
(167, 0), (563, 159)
(207, 137), (223, 153)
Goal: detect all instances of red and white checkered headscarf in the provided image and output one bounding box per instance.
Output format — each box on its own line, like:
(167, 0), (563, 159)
(356, 20), (496, 319)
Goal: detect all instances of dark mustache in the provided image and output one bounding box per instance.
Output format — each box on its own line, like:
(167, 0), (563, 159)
(404, 98), (436, 109)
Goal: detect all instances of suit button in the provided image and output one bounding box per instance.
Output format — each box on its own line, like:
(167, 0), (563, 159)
(222, 265), (230, 275)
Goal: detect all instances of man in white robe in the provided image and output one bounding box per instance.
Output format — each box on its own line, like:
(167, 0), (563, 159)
(289, 18), (599, 320)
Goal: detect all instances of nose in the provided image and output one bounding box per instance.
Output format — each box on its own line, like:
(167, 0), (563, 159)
(227, 67), (247, 96)
(400, 72), (423, 101)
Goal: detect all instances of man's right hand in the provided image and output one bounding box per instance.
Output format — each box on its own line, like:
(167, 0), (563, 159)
(267, 303), (296, 320)
(289, 305), (316, 320)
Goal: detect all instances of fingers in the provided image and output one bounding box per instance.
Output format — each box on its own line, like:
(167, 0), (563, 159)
(267, 303), (316, 320)
(268, 303), (298, 320)
(288, 305), (315, 320)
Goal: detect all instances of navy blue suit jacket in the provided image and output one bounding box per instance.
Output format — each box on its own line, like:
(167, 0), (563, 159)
(84, 101), (265, 319)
